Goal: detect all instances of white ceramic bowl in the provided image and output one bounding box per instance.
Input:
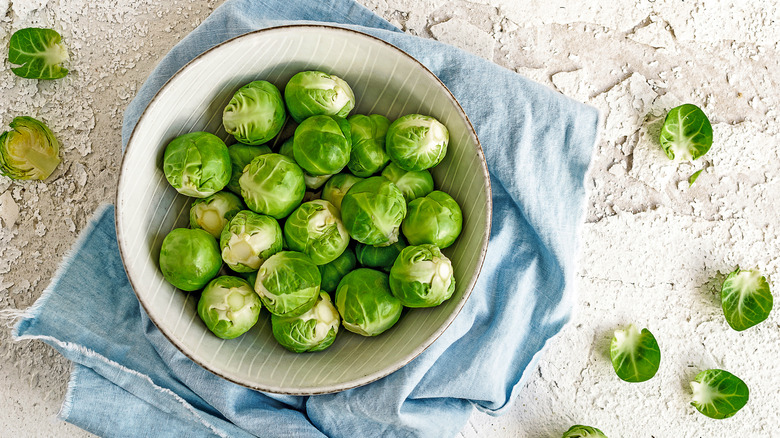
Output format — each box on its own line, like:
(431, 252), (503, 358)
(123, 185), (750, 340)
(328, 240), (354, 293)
(116, 25), (491, 395)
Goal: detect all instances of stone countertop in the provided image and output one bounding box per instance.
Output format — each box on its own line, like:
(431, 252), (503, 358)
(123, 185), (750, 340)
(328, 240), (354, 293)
(1, 1), (778, 436)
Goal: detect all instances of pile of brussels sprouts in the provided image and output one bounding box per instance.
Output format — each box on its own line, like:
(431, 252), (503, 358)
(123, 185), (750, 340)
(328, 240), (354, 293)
(158, 71), (464, 353)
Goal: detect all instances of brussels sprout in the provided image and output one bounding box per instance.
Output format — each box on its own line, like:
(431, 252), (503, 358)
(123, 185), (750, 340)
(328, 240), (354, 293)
(223, 81), (286, 145)
(355, 236), (407, 272)
(319, 247), (356, 292)
(272, 292), (340, 353)
(659, 104), (713, 161)
(401, 191), (463, 249)
(389, 244), (455, 308)
(163, 132), (231, 198)
(189, 191), (244, 238)
(239, 153), (305, 219)
(278, 137), (295, 159)
(561, 425), (607, 438)
(278, 137), (329, 190)
(721, 267), (773, 331)
(0, 116), (60, 180)
(609, 324), (661, 383)
(220, 210), (283, 273)
(335, 268), (402, 336)
(226, 143), (272, 195)
(346, 114), (390, 177)
(293, 115), (352, 176)
(244, 270), (258, 287)
(198, 276), (262, 339)
(255, 251), (321, 317)
(8, 28), (68, 80)
(284, 200), (350, 265)
(380, 162), (434, 203)
(340, 176), (406, 246)
(276, 137), (331, 189)
(304, 173), (332, 190)
(159, 228), (222, 291)
(385, 114), (449, 171)
(321, 173), (363, 210)
(284, 71), (355, 123)
(690, 369), (749, 419)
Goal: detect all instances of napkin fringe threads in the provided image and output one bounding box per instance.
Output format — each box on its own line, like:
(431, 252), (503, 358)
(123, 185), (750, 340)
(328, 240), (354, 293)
(6, 203), (231, 438)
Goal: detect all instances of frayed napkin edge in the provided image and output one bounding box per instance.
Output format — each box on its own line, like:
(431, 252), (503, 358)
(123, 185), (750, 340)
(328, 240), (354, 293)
(2, 204), (114, 336)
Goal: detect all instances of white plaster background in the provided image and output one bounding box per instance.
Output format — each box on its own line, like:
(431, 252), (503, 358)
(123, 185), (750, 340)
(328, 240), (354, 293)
(1, 0), (778, 436)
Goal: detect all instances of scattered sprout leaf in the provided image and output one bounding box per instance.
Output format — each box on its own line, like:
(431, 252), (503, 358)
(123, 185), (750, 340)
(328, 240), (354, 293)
(688, 168), (704, 186)
(690, 369), (749, 419)
(609, 324), (661, 382)
(562, 425), (607, 438)
(659, 104), (713, 161)
(8, 28), (69, 80)
(721, 267), (773, 331)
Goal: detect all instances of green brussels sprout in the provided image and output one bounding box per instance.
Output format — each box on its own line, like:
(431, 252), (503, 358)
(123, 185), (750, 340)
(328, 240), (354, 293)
(293, 115), (352, 176)
(340, 176), (406, 246)
(319, 247), (356, 292)
(0, 116), (60, 180)
(197, 276), (262, 339)
(380, 162), (434, 203)
(346, 114), (390, 177)
(220, 210), (283, 273)
(321, 173), (363, 210)
(278, 137), (295, 159)
(279, 138), (331, 189)
(8, 28), (69, 80)
(609, 324), (661, 382)
(721, 267), (773, 331)
(562, 425), (607, 438)
(189, 191), (244, 238)
(223, 81), (286, 145)
(239, 153), (305, 219)
(244, 270), (258, 286)
(659, 104), (713, 161)
(255, 251), (321, 317)
(284, 200), (350, 265)
(385, 114), (449, 171)
(335, 268), (402, 336)
(690, 369), (749, 419)
(159, 228), (222, 291)
(284, 71), (355, 123)
(401, 191), (463, 249)
(271, 291), (340, 353)
(226, 143), (272, 195)
(389, 244), (455, 308)
(304, 174), (332, 190)
(355, 236), (407, 272)
(163, 132), (231, 198)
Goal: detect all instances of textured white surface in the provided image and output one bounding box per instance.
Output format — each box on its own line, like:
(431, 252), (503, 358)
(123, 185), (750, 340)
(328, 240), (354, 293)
(1, 0), (778, 437)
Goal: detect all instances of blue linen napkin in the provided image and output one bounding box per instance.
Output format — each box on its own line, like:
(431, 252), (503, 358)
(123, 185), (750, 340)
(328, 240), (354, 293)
(12, 0), (599, 436)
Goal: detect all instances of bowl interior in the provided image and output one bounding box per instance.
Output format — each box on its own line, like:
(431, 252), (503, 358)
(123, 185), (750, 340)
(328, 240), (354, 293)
(117, 25), (490, 394)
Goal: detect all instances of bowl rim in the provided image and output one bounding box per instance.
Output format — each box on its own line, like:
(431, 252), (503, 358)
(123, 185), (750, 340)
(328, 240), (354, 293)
(115, 23), (493, 395)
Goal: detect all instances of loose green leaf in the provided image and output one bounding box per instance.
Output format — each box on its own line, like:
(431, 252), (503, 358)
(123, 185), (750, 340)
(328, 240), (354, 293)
(659, 104), (713, 161)
(609, 324), (661, 382)
(688, 168), (704, 186)
(690, 369), (749, 419)
(721, 267), (773, 331)
(8, 28), (69, 80)
(562, 425), (607, 438)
